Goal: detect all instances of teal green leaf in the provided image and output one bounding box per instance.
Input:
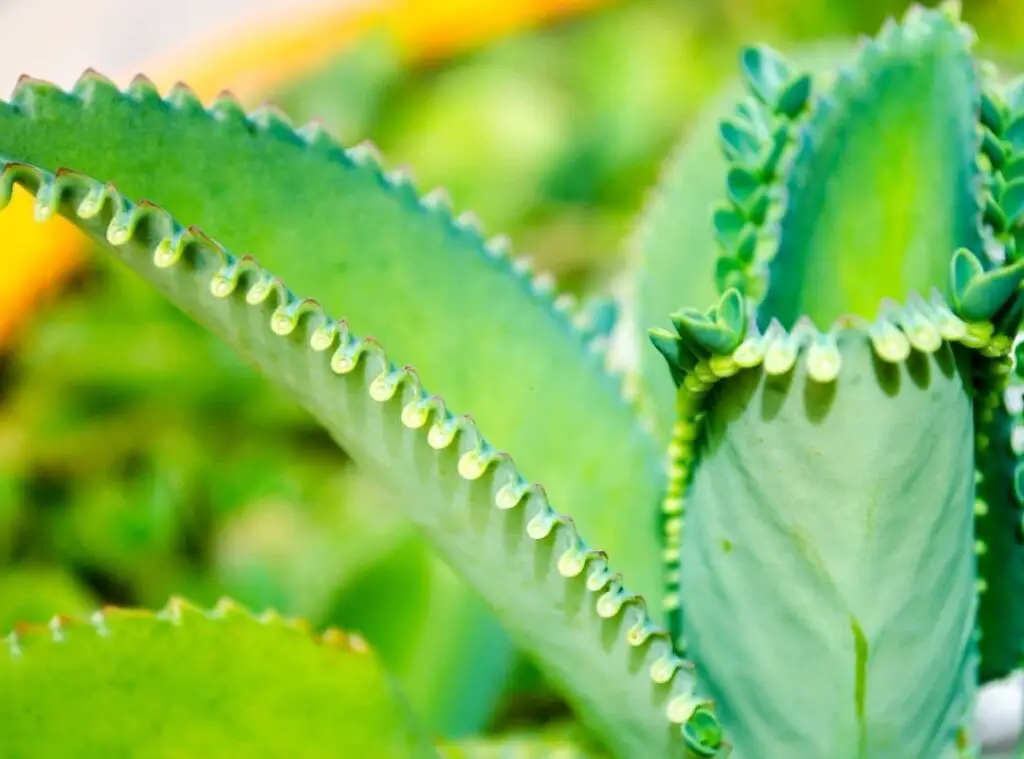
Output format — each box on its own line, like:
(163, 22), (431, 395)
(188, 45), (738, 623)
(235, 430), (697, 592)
(0, 162), (722, 759)
(973, 356), (1024, 683)
(758, 8), (982, 330)
(0, 72), (664, 737)
(0, 597), (438, 758)
(680, 328), (977, 757)
(0, 72), (662, 606)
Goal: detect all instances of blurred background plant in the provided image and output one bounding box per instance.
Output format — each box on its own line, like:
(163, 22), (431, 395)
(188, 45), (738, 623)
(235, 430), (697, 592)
(1, 0), (1022, 751)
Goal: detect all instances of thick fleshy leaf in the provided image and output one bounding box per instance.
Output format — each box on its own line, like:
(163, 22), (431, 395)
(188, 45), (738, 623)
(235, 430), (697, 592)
(758, 7), (983, 330)
(670, 302), (986, 758)
(629, 40), (853, 446)
(0, 163), (723, 759)
(0, 72), (663, 735)
(974, 356), (1024, 684)
(0, 597), (438, 758)
(974, 79), (1024, 684)
(0, 71), (663, 600)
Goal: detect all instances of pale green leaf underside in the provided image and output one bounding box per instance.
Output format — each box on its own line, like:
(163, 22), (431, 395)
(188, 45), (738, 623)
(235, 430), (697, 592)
(683, 336), (976, 758)
(0, 162), (720, 759)
(629, 40), (855, 446)
(0, 74), (664, 606)
(0, 598), (437, 759)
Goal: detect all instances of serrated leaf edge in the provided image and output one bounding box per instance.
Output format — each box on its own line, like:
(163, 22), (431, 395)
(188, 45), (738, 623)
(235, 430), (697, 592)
(0, 159), (725, 757)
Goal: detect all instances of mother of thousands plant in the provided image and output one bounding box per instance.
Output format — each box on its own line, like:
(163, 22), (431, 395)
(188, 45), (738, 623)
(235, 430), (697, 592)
(2, 2), (1023, 757)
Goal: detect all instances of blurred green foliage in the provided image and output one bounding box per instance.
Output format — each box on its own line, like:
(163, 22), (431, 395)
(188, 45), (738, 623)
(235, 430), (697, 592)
(0, 0), (1019, 740)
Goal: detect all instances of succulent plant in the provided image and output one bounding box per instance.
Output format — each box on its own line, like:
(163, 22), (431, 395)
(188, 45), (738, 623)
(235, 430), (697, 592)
(2, 1), (1024, 757)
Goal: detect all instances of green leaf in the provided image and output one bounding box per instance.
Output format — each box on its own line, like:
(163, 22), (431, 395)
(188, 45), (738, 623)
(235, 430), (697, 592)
(0, 72), (663, 605)
(758, 8), (983, 330)
(629, 40), (854, 446)
(0, 72), (664, 736)
(0, 163), (722, 759)
(973, 357), (1024, 683)
(680, 325), (977, 757)
(0, 597), (438, 758)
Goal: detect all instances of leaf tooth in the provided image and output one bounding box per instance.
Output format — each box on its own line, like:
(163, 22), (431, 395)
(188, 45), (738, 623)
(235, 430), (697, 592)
(210, 596), (245, 619)
(762, 320), (799, 375)
(270, 296), (323, 337)
(307, 312), (340, 352)
(105, 202), (143, 246)
(153, 227), (192, 270)
(126, 73), (160, 104)
(458, 443), (504, 482)
(9, 74), (65, 117)
(494, 476), (531, 511)
(157, 595), (188, 625)
(593, 574), (631, 618)
(400, 391), (435, 430)
(553, 292), (578, 315)
(47, 615), (68, 643)
(806, 331), (842, 383)
(5, 631), (22, 658)
(294, 118), (342, 158)
(74, 180), (108, 219)
(453, 210), (482, 235)
(484, 233), (512, 259)
(529, 270), (557, 299)
(248, 101), (300, 144)
(649, 650), (685, 684)
(383, 165), (416, 192)
(165, 81), (203, 113)
(426, 409), (462, 450)
(209, 258), (246, 299)
(329, 329), (370, 375)
(556, 530), (590, 579)
(893, 296), (943, 354)
(208, 90), (248, 126)
(344, 139), (384, 168)
(420, 186), (453, 214)
(526, 502), (558, 541)
(87, 610), (110, 638)
(71, 68), (116, 103)
(31, 170), (58, 222)
(927, 292), (969, 341)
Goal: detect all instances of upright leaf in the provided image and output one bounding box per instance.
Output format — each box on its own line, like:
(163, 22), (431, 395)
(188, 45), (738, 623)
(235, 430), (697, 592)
(757, 9), (982, 330)
(629, 40), (854, 446)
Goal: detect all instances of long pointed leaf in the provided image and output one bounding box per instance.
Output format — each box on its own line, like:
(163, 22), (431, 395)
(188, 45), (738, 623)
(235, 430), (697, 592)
(0, 73), (664, 604)
(0, 162), (723, 759)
